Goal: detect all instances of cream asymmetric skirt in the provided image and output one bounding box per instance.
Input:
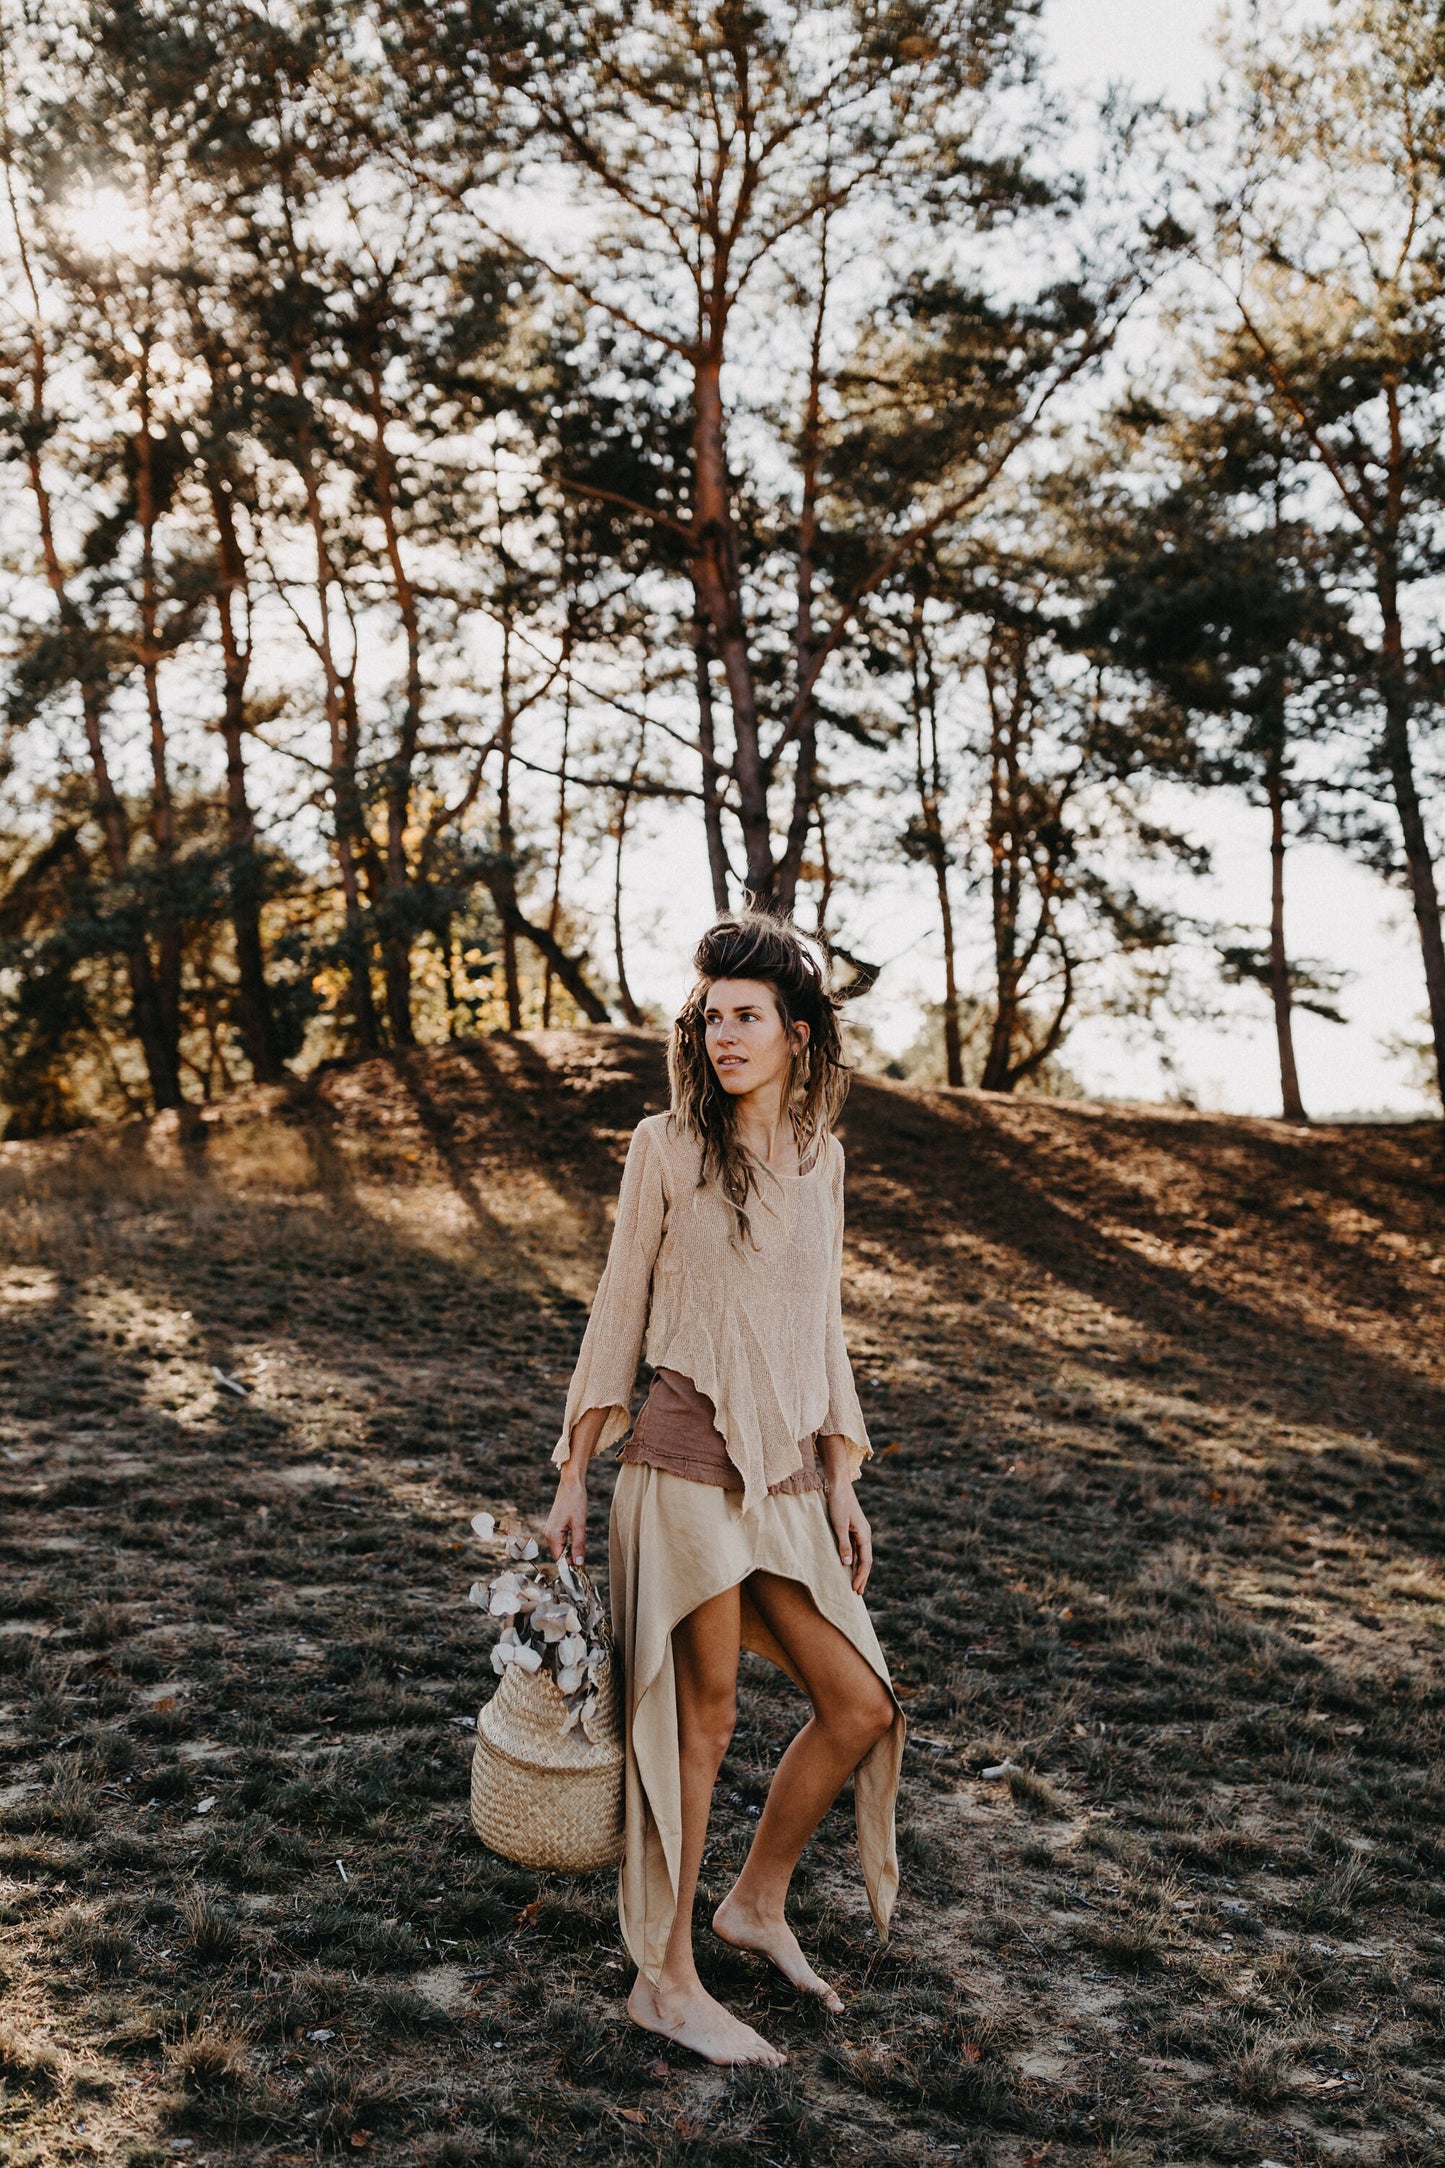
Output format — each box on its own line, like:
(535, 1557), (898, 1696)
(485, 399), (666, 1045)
(608, 1461), (906, 1984)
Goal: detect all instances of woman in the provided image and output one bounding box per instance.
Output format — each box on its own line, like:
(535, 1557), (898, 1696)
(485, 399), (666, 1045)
(545, 913), (904, 2068)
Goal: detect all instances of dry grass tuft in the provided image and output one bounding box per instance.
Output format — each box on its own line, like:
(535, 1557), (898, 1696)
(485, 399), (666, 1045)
(0, 2023), (65, 2093)
(180, 1885), (243, 1965)
(1006, 1766), (1067, 1815)
(169, 2029), (251, 2095)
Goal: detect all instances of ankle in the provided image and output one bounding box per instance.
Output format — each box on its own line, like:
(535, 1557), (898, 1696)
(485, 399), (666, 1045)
(719, 1882), (786, 1923)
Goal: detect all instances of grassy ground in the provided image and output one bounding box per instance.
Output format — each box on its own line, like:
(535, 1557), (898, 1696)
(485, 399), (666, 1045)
(1, 1029), (1443, 2167)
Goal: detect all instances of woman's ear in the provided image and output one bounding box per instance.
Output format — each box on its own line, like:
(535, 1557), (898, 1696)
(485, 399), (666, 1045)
(790, 1018), (811, 1054)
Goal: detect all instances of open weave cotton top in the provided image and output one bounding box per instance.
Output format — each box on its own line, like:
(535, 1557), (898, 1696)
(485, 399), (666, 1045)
(553, 1114), (870, 1513)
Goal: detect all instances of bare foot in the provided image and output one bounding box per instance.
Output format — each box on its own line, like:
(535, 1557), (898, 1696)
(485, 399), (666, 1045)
(712, 1889), (845, 2014)
(627, 1973), (786, 2066)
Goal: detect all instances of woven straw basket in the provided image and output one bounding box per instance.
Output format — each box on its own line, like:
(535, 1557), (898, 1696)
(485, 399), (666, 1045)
(470, 1631), (624, 1874)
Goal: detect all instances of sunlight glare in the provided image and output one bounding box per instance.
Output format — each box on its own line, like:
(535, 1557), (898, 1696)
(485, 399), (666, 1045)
(63, 185), (153, 262)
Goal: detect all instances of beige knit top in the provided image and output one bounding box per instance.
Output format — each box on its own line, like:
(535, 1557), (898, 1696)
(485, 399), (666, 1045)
(553, 1114), (871, 1513)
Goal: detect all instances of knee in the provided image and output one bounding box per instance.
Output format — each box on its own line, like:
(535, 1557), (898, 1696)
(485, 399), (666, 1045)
(821, 1679), (895, 1759)
(682, 1690), (736, 1770)
(860, 1681), (897, 1752)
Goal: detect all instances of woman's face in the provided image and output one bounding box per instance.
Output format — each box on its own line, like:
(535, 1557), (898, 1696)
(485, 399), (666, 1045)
(703, 977), (809, 1100)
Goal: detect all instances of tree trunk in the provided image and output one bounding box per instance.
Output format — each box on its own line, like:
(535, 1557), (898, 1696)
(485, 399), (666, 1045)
(440, 914), (459, 1039)
(980, 639), (1024, 1093)
(612, 735), (646, 1027)
(367, 356), (420, 1047)
(542, 652), (572, 1026)
(776, 257), (829, 914)
(935, 847), (963, 1090)
(8, 151), (181, 1110)
(288, 351), (382, 1055)
(497, 618), (523, 1030)
(1265, 737), (1307, 1123)
(815, 800), (836, 937)
(132, 364), (182, 1057)
(693, 609), (731, 914)
(911, 593), (962, 1088)
(1378, 576), (1445, 1103)
(82, 693), (184, 1110)
(691, 349), (772, 895)
(208, 469), (287, 1082)
(476, 873), (612, 1023)
(775, 722), (816, 917)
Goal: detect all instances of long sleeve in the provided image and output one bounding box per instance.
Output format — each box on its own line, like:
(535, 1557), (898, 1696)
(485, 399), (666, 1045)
(553, 1120), (668, 1467)
(821, 1141), (871, 1482)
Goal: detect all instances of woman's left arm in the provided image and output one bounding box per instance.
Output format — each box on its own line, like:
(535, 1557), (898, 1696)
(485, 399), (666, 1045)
(820, 1140), (872, 1594)
(818, 1434), (873, 1594)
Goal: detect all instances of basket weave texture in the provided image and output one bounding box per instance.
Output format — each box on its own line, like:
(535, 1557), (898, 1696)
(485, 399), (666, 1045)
(470, 1653), (624, 1872)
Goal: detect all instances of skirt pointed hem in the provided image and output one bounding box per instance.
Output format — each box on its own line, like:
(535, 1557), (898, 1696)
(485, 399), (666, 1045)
(608, 1462), (905, 1985)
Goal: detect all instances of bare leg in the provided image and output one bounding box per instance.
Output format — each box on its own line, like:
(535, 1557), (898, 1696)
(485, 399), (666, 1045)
(627, 1583), (785, 2066)
(712, 1572), (895, 2012)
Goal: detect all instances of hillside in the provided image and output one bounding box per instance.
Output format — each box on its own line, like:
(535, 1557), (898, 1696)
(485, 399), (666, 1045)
(2, 1032), (1443, 2167)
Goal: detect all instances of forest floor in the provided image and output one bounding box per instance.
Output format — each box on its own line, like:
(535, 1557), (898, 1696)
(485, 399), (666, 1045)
(1, 1030), (1443, 2168)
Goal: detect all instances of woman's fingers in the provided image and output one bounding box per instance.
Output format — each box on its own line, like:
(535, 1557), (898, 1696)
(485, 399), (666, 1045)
(828, 1494), (875, 1594)
(545, 1511), (584, 1564)
(850, 1511), (873, 1594)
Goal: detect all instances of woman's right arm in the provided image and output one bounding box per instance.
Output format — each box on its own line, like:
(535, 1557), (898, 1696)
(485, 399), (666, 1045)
(544, 1122), (667, 1564)
(545, 1405), (609, 1564)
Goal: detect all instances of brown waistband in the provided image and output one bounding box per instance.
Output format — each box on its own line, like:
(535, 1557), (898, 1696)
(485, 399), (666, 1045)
(616, 1368), (824, 1495)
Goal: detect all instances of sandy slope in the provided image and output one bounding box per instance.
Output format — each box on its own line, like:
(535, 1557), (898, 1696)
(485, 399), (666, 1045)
(1, 1032), (1441, 2165)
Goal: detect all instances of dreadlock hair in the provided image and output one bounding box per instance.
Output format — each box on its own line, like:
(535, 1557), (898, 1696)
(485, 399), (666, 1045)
(667, 911), (851, 1245)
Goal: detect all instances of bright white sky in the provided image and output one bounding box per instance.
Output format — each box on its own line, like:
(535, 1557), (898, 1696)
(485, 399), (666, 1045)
(599, 0), (1436, 1123)
(1046, 0), (1218, 105)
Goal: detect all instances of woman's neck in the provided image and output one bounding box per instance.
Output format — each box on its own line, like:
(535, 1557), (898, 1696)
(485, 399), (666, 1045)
(732, 1086), (797, 1172)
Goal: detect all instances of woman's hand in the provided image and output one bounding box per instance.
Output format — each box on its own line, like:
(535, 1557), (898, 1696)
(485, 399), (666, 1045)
(544, 1409), (608, 1565)
(545, 1473), (589, 1565)
(827, 1479), (873, 1595)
